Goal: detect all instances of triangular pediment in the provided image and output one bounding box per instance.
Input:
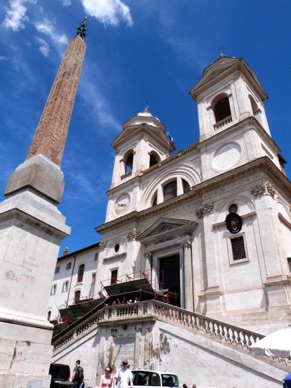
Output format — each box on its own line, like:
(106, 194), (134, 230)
(190, 56), (267, 100)
(202, 56), (240, 78)
(111, 122), (173, 152)
(139, 217), (197, 243)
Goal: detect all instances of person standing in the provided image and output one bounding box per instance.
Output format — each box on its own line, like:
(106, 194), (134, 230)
(71, 360), (84, 388)
(115, 360), (133, 388)
(99, 366), (115, 388)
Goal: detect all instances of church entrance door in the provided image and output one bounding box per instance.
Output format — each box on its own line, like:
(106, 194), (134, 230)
(159, 254), (180, 307)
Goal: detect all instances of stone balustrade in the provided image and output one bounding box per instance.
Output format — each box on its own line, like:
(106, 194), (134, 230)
(213, 115), (232, 129)
(52, 300), (263, 354)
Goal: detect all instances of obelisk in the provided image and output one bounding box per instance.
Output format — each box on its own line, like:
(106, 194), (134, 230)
(0, 19), (87, 388)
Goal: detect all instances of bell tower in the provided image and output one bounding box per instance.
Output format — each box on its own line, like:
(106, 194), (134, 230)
(0, 19), (87, 388)
(105, 107), (175, 222)
(190, 55), (270, 141)
(190, 56), (285, 180)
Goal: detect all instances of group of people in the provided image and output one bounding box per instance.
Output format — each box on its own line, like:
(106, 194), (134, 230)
(70, 359), (133, 388)
(99, 359), (133, 388)
(110, 297), (139, 305)
(71, 359), (197, 388)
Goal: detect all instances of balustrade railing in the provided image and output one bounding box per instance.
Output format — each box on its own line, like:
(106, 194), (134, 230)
(52, 299), (263, 353)
(213, 115), (232, 129)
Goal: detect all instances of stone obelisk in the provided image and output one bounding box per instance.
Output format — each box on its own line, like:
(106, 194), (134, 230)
(0, 19), (87, 388)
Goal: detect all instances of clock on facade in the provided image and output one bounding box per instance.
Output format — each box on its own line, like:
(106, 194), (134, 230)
(212, 143), (241, 171)
(115, 194), (130, 215)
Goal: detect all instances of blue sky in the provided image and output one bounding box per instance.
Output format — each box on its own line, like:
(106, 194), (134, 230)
(1, 0), (291, 255)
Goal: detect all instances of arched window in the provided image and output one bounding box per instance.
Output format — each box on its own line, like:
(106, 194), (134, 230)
(163, 180), (177, 201)
(47, 311), (52, 321)
(124, 150), (134, 173)
(75, 290), (81, 304)
(149, 151), (160, 167)
(77, 264), (85, 283)
(214, 96), (231, 123)
(182, 179), (190, 194)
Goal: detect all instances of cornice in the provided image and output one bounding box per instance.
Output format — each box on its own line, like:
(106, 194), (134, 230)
(96, 157), (291, 234)
(196, 116), (280, 154)
(107, 116), (281, 197)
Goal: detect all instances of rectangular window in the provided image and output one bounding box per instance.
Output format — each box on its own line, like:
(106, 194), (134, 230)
(54, 266), (60, 274)
(77, 264), (85, 283)
(111, 269), (118, 285)
(94, 253), (98, 261)
(50, 284), (57, 295)
(62, 281), (69, 292)
(66, 262), (72, 270)
(91, 273), (96, 284)
(231, 236), (246, 261)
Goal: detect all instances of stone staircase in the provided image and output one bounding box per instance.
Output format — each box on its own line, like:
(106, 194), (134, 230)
(52, 300), (290, 387)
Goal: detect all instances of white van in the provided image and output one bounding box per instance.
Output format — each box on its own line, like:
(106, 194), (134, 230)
(132, 369), (179, 388)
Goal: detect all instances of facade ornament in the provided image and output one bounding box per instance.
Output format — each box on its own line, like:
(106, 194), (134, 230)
(196, 203), (213, 218)
(266, 182), (275, 198)
(144, 251), (152, 259)
(127, 228), (142, 242)
(99, 241), (107, 251)
(181, 240), (192, 249)
(250, 182), (275, 198)
(250, 184), (265, 197)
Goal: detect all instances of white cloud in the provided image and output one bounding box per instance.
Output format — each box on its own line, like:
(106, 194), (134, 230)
(2, 0), (29, 31)
(79, 74), (120, 133)
(0, 56), (9, 61)
(35, 37), (49, 57)
(80, 0), (133, 27)
(35, 18), (68, 45)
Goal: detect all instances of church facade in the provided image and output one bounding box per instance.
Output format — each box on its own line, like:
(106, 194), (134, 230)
(50, 55), (291, 336)
(96, 55), (291, 335)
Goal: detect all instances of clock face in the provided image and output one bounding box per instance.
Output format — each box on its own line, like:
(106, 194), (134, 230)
(115, 194), (130, 215)
(212, 143), (241, 171)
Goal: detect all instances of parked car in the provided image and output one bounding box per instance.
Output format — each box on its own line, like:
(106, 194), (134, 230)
(49, 363), (71, 388)
(132, 369), (179, 388)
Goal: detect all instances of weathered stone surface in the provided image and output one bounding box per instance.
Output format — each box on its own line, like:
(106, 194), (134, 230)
(26, 36), (86, 166)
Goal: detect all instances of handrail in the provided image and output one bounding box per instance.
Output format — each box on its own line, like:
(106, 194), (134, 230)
(52, 300), (263, 353)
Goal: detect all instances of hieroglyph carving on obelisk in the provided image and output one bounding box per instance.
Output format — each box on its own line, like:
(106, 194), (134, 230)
(26, 35), (86, 165)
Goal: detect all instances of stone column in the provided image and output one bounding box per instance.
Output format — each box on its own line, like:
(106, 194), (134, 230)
(182, 240), (194, 311)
